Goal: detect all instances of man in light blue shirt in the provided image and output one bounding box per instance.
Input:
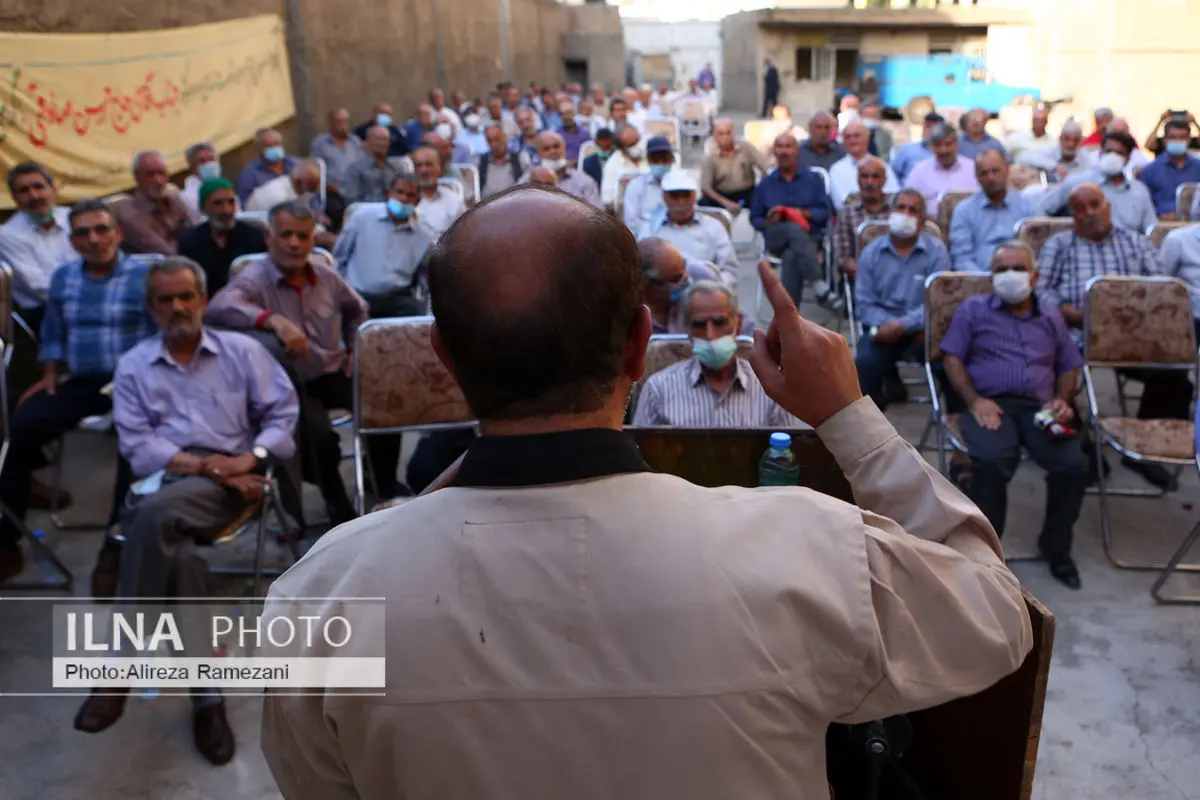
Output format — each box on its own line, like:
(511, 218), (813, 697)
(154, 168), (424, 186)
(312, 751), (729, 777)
(1138, 118), (1200, 218)
(949, 151), (1037, 273)
(854, 189), (951, 408)
(890, 112), (942, 182)
(958, 108), (1008, 162)
(333, 172), (433, 319)
(1159, 224), (1200, 335)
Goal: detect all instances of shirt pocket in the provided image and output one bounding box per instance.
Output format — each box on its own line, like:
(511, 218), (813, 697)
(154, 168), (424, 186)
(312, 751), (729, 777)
(203, 390), (250, 442)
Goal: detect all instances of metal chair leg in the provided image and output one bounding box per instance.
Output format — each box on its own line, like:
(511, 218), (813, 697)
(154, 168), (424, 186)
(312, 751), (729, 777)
(0, 500), (74, 591)
(50, 433), (111, 530)
(1150, 518), (1200, 604)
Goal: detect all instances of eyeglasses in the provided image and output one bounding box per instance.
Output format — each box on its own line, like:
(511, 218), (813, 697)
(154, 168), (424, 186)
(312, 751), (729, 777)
(70, 224), (112, 237)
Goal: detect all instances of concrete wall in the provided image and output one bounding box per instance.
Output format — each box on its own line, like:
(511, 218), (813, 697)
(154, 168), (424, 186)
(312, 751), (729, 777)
(623, 20), (721, 92)
(563, 3), (627, 91)
(719, 12), (763, 114)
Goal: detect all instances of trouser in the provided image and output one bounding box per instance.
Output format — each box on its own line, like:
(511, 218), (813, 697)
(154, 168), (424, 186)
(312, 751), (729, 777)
(8, 305), (45, 404)
(359, 287), (426, 319)
(960, 395), (1088, 560)
(854, 335), (965, 413)
(0, 374), (132, 549)
(763, 222), (822, 304)
(1120, 368), (1192, 421)
(116, 475), (241, 707)
(700, 188), (755, 210)
(407, 429), (476, 494)
(762, 91), (778, 118)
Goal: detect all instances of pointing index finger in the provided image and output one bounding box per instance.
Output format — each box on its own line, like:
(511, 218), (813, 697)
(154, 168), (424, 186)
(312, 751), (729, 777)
(757, 261), (803, 333)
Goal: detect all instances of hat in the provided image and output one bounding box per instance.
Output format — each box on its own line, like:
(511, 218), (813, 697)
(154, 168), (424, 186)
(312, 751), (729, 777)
(924, 112), (945, 124)
(661, 171), (698, 193)
(198, 177), (234, 208)
(646, 136), (673, 155)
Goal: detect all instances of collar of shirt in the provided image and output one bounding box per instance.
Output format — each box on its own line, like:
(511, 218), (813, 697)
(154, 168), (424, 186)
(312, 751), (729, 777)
(19, 206), (69, 234)
(666, 214), (702, 229)
(686, 356), (748, 390)
(933, 157), (969, 174)
(882, 234), (929, 258)
(267, 258), (319, 287)
(1153, 153), (1200, 170)
(449, 428), (652, 487)
(375, 207), (418, 230)
(151, 328), (221, 370)
(986, 292), (1042, 317)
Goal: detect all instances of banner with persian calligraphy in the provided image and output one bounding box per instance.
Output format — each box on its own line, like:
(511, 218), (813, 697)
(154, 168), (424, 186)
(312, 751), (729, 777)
(0, 14), (295, 209)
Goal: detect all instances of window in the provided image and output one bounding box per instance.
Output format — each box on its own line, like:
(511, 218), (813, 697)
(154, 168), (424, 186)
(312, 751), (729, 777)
(794, 47), (831, 82)
(796, 47), (814, 80)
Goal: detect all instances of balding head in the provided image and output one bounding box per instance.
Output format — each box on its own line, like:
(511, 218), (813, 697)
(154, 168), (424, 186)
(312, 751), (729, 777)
(289, 160), (322, 196)
(1068, 182), (1112, 241)
(842, 121), (869, 158)
(1107, 117), (1131, 137)
(964, 108), (989, 138)
(774, 133), (799, 171)
(422, 132), (452, 167)
(856, 156), (888, 202)
(975, 150), (1009, 199)
(528, 166), (558, 186)
(365, 125), (391, 158)
(536, 131), (566, 167)
(428, 186), (647, 425)
(808, 112), (834, 147)
(1031, 106), (1049, 136)
(713, 118), (735, 151)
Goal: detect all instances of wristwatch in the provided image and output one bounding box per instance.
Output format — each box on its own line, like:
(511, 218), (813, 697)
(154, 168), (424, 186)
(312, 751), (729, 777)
(252, 445), (269, 467)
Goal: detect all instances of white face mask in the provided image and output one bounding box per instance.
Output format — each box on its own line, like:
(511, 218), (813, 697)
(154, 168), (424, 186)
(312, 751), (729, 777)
(541, 158), (567, 171)
(625, 144), (644, 160)
(888, 212), (918, 238)
(435, 123), (454, 140)
(992, 269), (1033, 304)
(1096, 151), (1126, 177)
(463, 114), (480, 129)
(862, 118), (879, 131)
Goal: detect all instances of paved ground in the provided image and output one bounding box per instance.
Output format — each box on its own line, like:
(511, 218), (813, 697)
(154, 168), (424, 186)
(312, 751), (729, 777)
(1, 130), (1199, 798)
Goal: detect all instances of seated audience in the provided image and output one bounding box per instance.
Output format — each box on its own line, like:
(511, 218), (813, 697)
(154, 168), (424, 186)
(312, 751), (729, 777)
(638, 171), (737, 286)
(480, 125), (531, 199)
(112, 150), (199, 255)
(310, 107), (364, 188)
(246, 159), (323, 213)
(607, 98), (633, 134)
(430, 88), (463, 136)
(638, 238), (721, 334)
(1038, 184), (1190, 488)
(796, 112), (846, 172)
(1142, 109), (1200, 156)
(74, 256), (299, 761)
(890, 112), (943, 183)
(353, 102), (410, 157)
(621, 136), (677, 232)
(589, 82), (611, 118)
(0, 162), (74, 335)
(403, 105), (437, 153)
(904, 123), (981, 210)
(1081, 107), (1113, 147)
(1017, 120), (1091, 182)
(831, 157), (892, 280)
(601, 126), (649, 208)
(1160, 223), (1200, 337)
(958, 108), (1008, 161)
(1040, 131), (1157, 233)
(861, 103), (893, 161)
(853, 190), (950, 408)
(1104, 118), (1151, 178)
(1004, 106), (1052, 163)
(582, 127), (616, 189)
(483, 93), (519, 138)
(178, 179), (266, 296)
(205, 201), (370, 519)
(750, 133), (831, 305)
(941, 242), (1086, 589)
(420, 132), (465, 178)
(180, 142), (223, 216)
(700, 118), (769, 213)
(524, 132), (601, 208)
(0, 199), (152, 582)
(509, 108), (541, 160)
(632, 281), (803, 428)
(412, 147), (467, 239)
(342, 126), (402, 204)
(949, 151), (1037, 273)
(527, 167), (558, 187)
(829, 121), (900, 207)
(576, 100), (606, 138)
(451, 90), (469, 115)
(1138, 117), (1200, 219)
(456, 110), (490, 158)
(235, 128), (297, 204)
(556, 102), (592, 163)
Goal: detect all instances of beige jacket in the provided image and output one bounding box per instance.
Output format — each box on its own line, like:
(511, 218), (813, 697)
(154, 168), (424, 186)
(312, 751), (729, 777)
(262, 398), (1032, 799)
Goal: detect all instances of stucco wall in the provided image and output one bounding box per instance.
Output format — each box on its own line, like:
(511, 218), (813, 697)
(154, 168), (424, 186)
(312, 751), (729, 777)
(719, 12), (761, 114)
(623, 20), (722, 93)
(562, 3), (626, 91)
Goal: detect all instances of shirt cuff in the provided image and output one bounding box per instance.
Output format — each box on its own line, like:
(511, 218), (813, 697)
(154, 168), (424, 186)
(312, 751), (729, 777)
(255, 430), (296, 463)
(255, 311), (274, 329)
(815, 397), (900, 468)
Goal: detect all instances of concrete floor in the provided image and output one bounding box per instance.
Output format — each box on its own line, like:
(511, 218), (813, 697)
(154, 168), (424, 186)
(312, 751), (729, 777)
(2, 143), (1199, 799)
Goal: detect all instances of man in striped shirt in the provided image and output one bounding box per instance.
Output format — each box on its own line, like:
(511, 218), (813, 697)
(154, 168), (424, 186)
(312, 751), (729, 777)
(632, 281), (805, 429)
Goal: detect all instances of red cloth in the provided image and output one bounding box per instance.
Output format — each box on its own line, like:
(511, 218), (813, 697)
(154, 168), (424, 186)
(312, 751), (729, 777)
(777, 206), (811, 231)
(1083, 129), (1140, 149)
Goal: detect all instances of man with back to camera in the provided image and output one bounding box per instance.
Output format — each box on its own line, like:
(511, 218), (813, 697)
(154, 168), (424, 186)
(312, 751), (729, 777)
(260, 183), (1032, 799)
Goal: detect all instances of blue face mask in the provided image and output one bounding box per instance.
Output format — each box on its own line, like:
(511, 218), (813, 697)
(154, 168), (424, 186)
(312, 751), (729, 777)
(197, 162), (221, 180)
(376, 113), (393, 128)
(668, 280), (689, 304)
(1165, 140), (1189, 157)
(692, 335), (738, 370)
(650, 164), (671, 181)
(386, 198), (414, 220)
(264, 145), (286, 163)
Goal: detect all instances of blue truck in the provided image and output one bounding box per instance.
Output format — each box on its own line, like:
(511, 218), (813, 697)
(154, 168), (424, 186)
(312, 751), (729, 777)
(855, 54), (1040, 116)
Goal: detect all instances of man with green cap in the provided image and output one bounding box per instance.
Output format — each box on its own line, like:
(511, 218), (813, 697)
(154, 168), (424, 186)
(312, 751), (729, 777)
(178, 177), (266, 295)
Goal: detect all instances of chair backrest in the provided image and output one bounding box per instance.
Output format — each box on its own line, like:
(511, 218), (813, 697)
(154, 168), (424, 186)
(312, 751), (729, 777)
(1084, 276), (1196, 367)
(578, 141), (598, 164)
(855, 219), (942, 257)
(1007, 165), (1045, 190)
(230, 252), (267, 277)
(923, 272), (996, 361)
(0, 262), (12, 348)
(645, 119), (681, 150)
(1015, 216), (1074, 260)
(696, 207), (733, 234)
(1148, 220), (1192, 248)
(936, 191), (975, 236)
(680, 101), (708, 122)
(353, 317), (474, 432)
(388, 156), (414, 173)
(809, 166), (831, 200)
(453, 163), (481, 206)
(615, 172), (643, 218)
(439, 177), (465, 198)
(1176, 181), (1198, 221)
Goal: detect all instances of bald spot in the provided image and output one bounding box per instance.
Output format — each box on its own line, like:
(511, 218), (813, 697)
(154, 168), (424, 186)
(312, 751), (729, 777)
(638, 238), (685, 275)
(537, 131), (565, 148)
(774, 132), (798, 149)
(529, 166), (558, 185)
(291, 160), (321, 182)
(1068, 182), (1106, 208)
(713, 118), (733, 135)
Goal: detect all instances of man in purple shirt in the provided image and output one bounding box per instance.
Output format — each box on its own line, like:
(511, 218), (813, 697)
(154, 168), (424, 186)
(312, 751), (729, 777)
(75, 255), (299, 764)
(206, 200), (370, 522)
(556, 101), (593, 164)
(941, 241), (1086, 590)
(234, 128), (298, 204)
(903, 123), (980, 211)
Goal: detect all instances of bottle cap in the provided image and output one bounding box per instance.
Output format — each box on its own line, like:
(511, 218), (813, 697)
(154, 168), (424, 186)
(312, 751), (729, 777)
(769, 432), (791, 449)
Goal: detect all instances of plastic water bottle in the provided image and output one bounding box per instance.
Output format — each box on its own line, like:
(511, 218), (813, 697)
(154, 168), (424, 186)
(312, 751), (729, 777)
(759, 432), (800, 487)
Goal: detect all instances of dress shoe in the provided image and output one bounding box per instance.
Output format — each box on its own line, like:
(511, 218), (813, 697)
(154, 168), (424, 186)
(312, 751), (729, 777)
(193, 703), (236, 765)
(28, 478), (70, 511)
(0, 547), (25, 583)
(1047, 557), (1081, 590)
(73, 689), (128, 733)
(90, 539), (123, 601)
(1120, 457), (1175, 490)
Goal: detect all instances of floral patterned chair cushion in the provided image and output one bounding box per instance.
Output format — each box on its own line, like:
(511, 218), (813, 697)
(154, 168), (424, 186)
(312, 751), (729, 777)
(1098, 418), (1196, 462)
(1016, 217), (1074, 259)
(937, 191), (975, 239)
(1085, 278), (1196, 365)
(925, 272), (995, 360)
(1148, 220), (1193, 248)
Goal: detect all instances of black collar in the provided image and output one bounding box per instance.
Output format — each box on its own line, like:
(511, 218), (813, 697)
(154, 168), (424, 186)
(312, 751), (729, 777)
(449, 428), (653, 488)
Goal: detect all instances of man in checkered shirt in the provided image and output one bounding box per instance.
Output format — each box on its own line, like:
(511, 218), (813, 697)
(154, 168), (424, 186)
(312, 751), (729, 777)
(1036, 183), (1191, 489)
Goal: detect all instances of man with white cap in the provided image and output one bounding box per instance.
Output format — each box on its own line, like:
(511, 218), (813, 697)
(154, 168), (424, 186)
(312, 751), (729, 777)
(638, 170), (738, 287)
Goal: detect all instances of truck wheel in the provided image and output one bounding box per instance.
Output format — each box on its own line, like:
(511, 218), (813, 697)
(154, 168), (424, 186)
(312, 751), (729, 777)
(906, 96), (935, 125)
